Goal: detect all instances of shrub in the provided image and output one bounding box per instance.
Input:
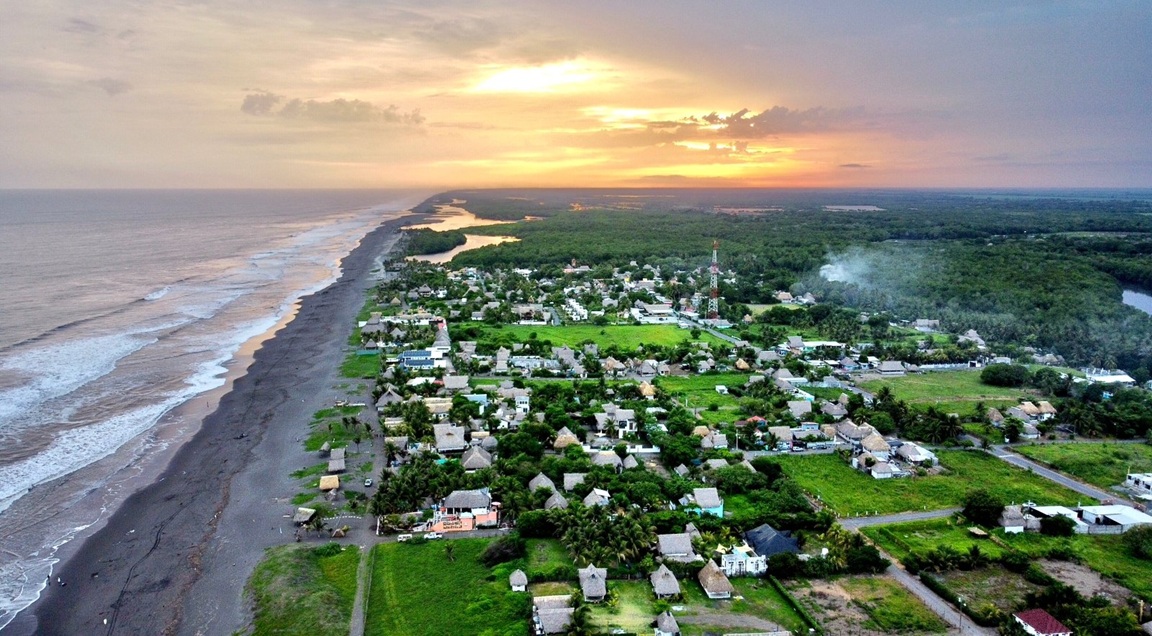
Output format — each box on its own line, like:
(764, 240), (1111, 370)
(1124, 524), (1152, 560)
(981, 364), (1031, 387)
(480, 535), (526, 567)
(1039, 515), (1077, 537)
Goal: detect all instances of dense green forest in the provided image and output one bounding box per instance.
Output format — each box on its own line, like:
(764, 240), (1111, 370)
(421, 188), (1152, 374)
(403, 228), (466, 256)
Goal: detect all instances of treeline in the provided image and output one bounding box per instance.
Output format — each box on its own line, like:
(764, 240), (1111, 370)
(404, 228), (467, 255)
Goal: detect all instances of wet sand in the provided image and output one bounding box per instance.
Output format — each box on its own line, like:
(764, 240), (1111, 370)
(15, 214), (417, 635)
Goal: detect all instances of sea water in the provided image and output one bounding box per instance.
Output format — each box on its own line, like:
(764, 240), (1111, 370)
(0, 189), (425, 629)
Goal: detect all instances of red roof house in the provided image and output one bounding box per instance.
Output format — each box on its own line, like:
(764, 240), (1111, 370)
(1013, 609), (1072, 636)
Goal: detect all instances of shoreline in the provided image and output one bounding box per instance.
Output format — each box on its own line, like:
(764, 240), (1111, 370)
(14, 213), (421, 635)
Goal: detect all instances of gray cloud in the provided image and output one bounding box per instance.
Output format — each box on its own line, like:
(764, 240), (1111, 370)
(63, 18), (101, 34)
(87, 77), (132, 96)
(839, 163), (870, 168)
(697, 106), (864, 137)
(240, 92), (424, 126)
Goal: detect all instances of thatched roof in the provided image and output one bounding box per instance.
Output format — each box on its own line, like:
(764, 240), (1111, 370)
(510, 569), (528, 587)
(578, 565), (608, 599)
(529, 472), (557, 493)
(649, 565), (681, 597)
(318, 475), (340, 491)
(697, 560), (734, 597)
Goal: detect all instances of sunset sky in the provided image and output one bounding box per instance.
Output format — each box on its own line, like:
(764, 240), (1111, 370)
(2, 1), (1149, 189)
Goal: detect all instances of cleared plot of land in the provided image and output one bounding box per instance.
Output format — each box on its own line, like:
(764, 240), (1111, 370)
(365, 539), (530, 636)
(840, 575), (948, 634)
(937, 566), (1041, 616)
(776, 451), (1081, 515)
(658, 373), (751, 409)
(589, 580), (656, 634)
(455, 323), (725, 349)
(789, 576), (949, 636)
(524, 538), (571, 579)
(246, 544), (360, 636)
(859, 370), (1027, 414)
(861, 518), (1008, 562)
(1013, 442), (1152, 490)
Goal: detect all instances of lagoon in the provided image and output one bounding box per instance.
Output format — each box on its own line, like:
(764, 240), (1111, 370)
(1123, 289), (1152, 316)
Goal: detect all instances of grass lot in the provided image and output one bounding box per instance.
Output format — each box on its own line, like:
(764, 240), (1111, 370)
(366, 539), (530, 636)
(775, 450), (1082, 515)
(937, 567), (1042, 616)
(859, 370), (1028, 414)
(730, 578), (810, 633)
(589, 580), (655, 634)
(861, 517), (1008, 562)
(524, 539), (570, 578)
(247, 543), (360, 636)
(868, 519), (1152, 601)
(1013, 442), (1152, 490)
(454, 322), (725, 350)
(340, 351), (379, 378)
(658, 373), (750, 414)
(840, 575), (948, 633)
(305, 406), (368, 452)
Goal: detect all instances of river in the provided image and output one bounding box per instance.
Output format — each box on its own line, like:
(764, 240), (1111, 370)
(408, 199), (519, 263)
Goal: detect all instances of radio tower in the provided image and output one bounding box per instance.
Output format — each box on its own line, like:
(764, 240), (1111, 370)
(708, 240), (720, 320)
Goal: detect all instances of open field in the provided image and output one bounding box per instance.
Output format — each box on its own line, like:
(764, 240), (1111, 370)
(589, 580), (655, 634)
(840, 575), (948, 633)
(340, 350), (379, 378)
(658, 373), (751, 411)
(454, 322), (725, 349)
(859, 370), (1028, 414)
(246, 543), (361, 636)
(524, 538), (571, 579)
(1013, 442), (1152, 490)
(861, 517), (1008, 562)
(775, 450), (1082, 515)
(937, 566), (1042, 616)
(365, 539), (530, 636)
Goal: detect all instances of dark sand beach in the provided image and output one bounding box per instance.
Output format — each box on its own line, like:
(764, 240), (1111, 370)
(15, 215), (415, 635)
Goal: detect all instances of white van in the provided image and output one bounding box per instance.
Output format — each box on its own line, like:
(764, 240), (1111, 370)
(423, 532), (442, 540)
(396, 533), (413, 542)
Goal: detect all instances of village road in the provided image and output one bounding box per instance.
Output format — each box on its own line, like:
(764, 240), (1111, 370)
(878, 548), (996, 636)
(839, 507), (960, 530)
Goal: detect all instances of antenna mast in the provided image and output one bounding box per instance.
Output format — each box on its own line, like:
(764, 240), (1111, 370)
(708, 240), (719, 320)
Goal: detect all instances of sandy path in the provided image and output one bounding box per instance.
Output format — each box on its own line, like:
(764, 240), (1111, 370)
(21, 216), (413, 635)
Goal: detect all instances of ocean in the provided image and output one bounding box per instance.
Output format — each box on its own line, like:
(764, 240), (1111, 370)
(0, 189), (424, 629)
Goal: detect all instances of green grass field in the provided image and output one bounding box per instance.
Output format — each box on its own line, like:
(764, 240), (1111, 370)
(340, 351), (379, 378)
(859, 370), (1028, 414)
(1013, 442), (1152, 490)
(657, 373), (751, 412)
(589, 580), (655, 634)
(366, 539), (530, 636)
(840, 575), (948, 633)
(937, 567), (1042, 616)
(455, 323), (725, 350)
(861, 517), (1008, 562)
(246, 543), (361, 636)
(524, 538), (570, 578)
(775, 450), (1082, 515)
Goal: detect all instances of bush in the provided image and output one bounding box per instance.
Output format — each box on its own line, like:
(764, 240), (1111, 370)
(1039, 515), (1077, 537)
(981, 364), (1031, 387)
(1124, 524), (1152, 560)
(312, 542), (344, 558)
(480, 535), (526, 567)
(962, 489), (1006, 527)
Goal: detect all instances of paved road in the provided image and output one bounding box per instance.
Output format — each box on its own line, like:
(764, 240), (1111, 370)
(879, 550), (995, 636)
(840, 507), (961, 530)
(989, 445), (1134, 506)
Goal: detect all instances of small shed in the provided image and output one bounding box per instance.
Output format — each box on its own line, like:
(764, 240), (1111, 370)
(319, 475), (340, 491)
(509, 569), (528, 592)
(293, 507), (317, 526)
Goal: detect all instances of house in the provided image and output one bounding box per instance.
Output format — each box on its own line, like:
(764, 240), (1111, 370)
(375, 387), (404, 410)
(510, 569), (528, 592)
(1078, 505), (1152, 531)
(719, 543), (767, 577)
(767, 426), (794, 451)
(1013, 609), (1072, 636)
(533, 595), (574, 635)
(426, 488), (500, 533)
(319, 475), (340, 491)
(654, 611), (681, 636)
(1126, 472), (1152, 496)
(673, 464), (690, 478)
(578, 565), (608, 602)
(744, 523), (800, 561)
(1000, 505), (1026, 534)
(544, 492), (570, 510)
(563, 473), (587, 491)
(693, 488), (724, 517)
(896, 441), (936, 465)
(787, 400), (812, 420)
(441, 375), (470, 393)
(877, 360), (906, 376)
(553, 426), (579, 449)
(656, 533), (698, 563)
(860, 433), (891, 461)
(649, 564), (681, 599)
(583, 488), (612, 507)
(697, 560), (734, 599)
(529, 472), (557, 494)
(460, 445), (492, 471)
(700, 432), (729, 451)
(433, 423), (467, 453)
(591, 451), (624, 472)
(869, 461), (896, 479)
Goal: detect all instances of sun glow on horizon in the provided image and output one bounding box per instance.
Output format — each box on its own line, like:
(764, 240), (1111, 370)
(471, 61), (606, 93)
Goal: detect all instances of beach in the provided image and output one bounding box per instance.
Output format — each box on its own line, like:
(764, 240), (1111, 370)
(11, 214), (416, 635)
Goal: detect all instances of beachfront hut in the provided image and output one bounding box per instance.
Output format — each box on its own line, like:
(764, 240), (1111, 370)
(650, 564), (681, 598)
(510, 569), (528, 592)
(319, 475), (340, 491)
(578, 565), (608, 602)
(293, 507), (317, 526)
(697, 560), (734, 599)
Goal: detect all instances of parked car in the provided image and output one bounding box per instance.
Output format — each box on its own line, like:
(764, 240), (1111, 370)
(364, 478), (373, 487)
(397, 534), (412, 542)
(423, 532), (442, 540)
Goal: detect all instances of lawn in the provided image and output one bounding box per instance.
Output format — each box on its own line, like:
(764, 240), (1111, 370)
(731, 578), (810, 633)
(524, 538), (570, 579)
(589, 580), (656, 634)
(840, 575), (948, 633)
(366, 539), (531, 636)
(1013, 442), (1152, 491)
(775, 450), (1082, 515)
(340, 350), (379, 378)
(859, 370), (1028, 414)
(657, 373), (751, 411)
(861, 517), (1008, 563)
(246, 543), (361, 636)
(454, 322), (725, 349)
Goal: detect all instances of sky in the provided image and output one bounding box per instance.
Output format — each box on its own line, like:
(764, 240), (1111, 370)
(1, 1), (1150, 189)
